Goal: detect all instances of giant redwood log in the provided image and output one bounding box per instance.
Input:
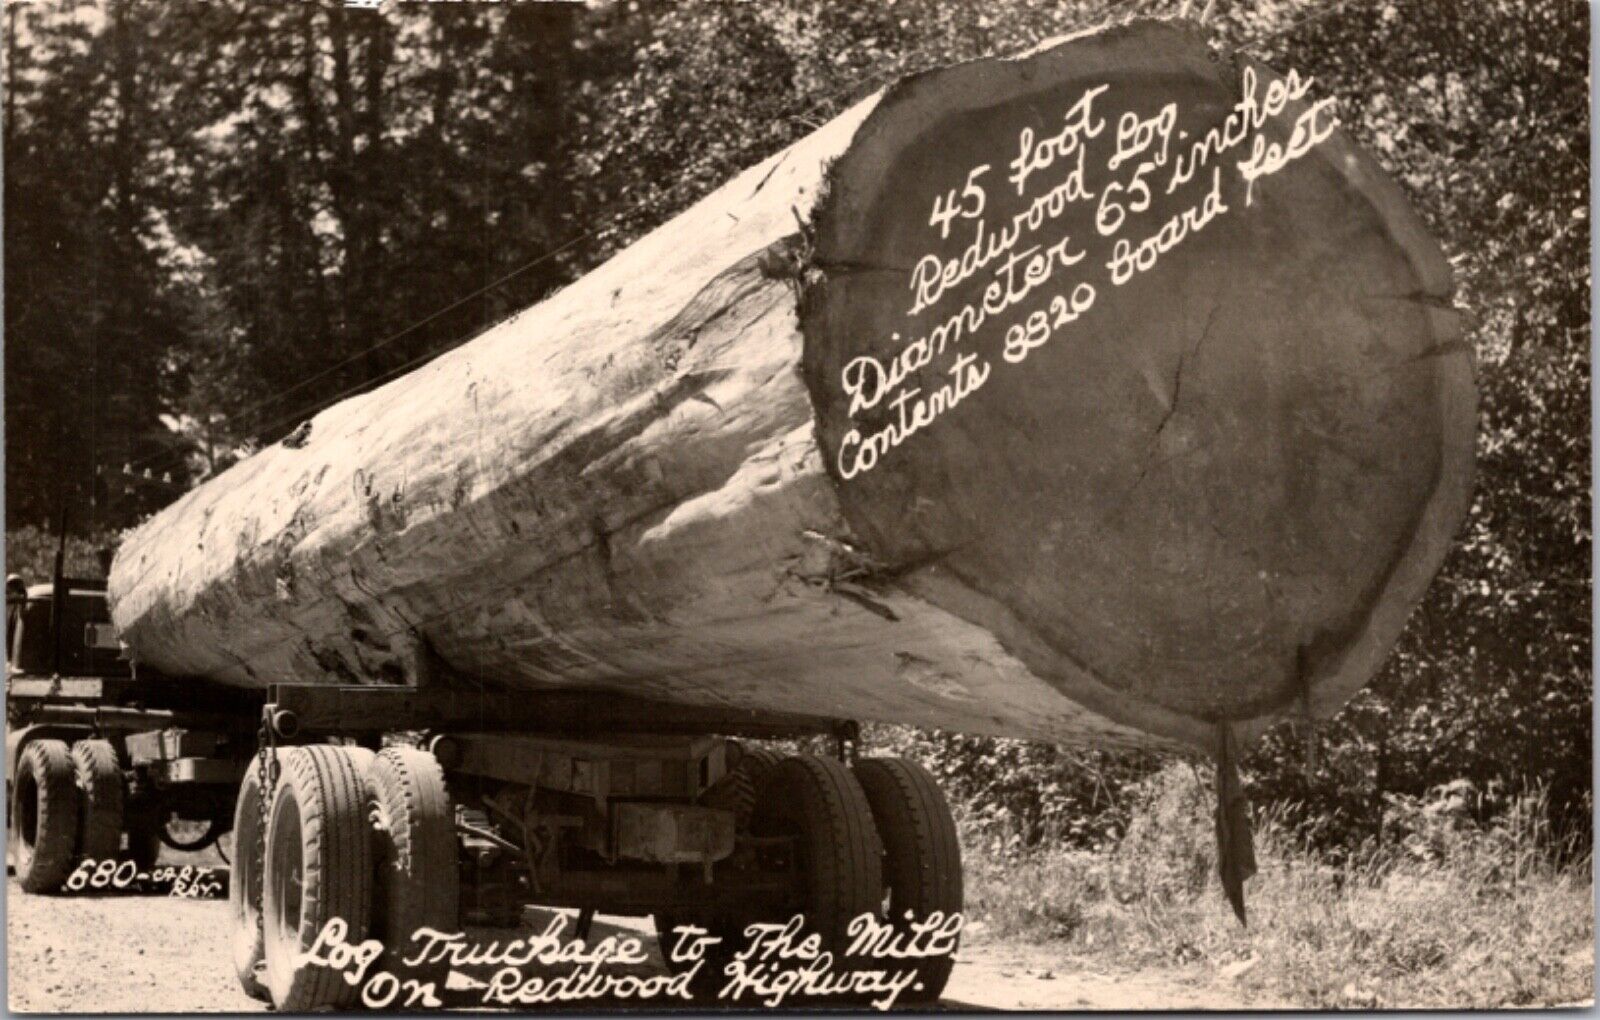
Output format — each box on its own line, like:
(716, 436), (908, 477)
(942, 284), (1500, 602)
(108, 21), (1475, 753)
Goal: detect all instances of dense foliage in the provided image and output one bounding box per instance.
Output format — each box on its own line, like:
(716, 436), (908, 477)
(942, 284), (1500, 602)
(4, 0), (1588, 852)
(963, 762), (1591, 1007)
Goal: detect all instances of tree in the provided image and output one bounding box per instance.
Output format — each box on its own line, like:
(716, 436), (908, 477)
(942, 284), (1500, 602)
(5, 0), (1587, 847)
(4, 0), (182, 529)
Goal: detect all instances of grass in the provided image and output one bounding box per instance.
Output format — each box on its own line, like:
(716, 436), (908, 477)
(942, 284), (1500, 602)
(961, 763), (1594, 1008)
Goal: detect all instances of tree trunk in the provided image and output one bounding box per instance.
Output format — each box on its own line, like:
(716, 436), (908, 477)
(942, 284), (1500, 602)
(107, 22), (1475, 753)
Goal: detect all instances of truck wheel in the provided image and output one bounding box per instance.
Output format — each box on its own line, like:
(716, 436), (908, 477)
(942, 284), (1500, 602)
(661, 751), (881, 1005)
(336, 744), (376, 775)
(750, 754), (883, 989)
(366, 747), (457, 981)
(262, 745), (373, 1011)
(71, 740), (124, 866)
(12, 740), (81, 893)
(700, 744), (780, 830)
(228, 750), (284, 1002)
(854, 757), (962, 1002)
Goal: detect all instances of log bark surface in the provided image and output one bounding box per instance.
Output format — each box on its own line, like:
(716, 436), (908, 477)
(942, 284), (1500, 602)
(108, 22), (1475, 753)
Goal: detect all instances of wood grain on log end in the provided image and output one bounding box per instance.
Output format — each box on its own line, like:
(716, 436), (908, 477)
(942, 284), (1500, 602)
(800, 21), (1474, 748)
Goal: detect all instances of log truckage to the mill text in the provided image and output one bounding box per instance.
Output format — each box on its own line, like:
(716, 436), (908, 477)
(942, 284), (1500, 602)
(6, 22), (1474, 1011)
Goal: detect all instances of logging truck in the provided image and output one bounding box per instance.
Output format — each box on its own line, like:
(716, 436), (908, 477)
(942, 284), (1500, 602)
(7, 553), (958, 1010)
(5, 549), (260, 887)
(7, 20), (1474, 1013)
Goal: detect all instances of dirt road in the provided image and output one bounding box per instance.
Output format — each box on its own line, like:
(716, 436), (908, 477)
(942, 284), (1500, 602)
(5, 869), (1254, 1012)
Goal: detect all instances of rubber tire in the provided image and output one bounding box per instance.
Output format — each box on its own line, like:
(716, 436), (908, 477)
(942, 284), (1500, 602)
(228, 749), (285, 1002)
(262, 745), (374, 1011)
(854, 757), (963, 1002)
(12, 740), (81, 893)
(700, 744), (781, 831)
(366, 747), (458, 980)
(657, 743), (782, 968)
(71, 740), (124, 866)
(749, 754), (883, 1002)
(659, 752), (882, 1005)
(337, 744), (376, 775)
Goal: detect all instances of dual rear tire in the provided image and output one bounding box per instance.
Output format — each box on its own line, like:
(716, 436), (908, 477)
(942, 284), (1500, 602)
(229, 744), (457, 1010)
(751, 754), (885, 958)
(662, 751), (884, 1002)
(71, 740), (124, 865)
(661, 751), (962, 1006)
(10, 737), (128, 893)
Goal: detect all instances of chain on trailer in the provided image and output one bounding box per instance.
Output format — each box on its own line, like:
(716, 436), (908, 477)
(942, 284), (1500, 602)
(252, 706), (279, 935)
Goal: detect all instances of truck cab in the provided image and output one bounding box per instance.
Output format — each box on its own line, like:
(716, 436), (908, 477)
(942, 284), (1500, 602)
(6, 567), (255, 893)
(6, 576), (131, 680)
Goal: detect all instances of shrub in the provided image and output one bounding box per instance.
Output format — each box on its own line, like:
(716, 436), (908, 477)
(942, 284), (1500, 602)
(861, 724), (1163, 854)
(961, 763), (1593, 1008)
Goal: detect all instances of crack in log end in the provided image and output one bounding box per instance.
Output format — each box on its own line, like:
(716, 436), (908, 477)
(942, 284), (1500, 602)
(1112, 300), (1224, 515)
(1155, 301), (1220, 439)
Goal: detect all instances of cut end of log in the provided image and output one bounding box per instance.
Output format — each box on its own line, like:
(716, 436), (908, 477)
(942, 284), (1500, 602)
(799, 20), (1474, 743)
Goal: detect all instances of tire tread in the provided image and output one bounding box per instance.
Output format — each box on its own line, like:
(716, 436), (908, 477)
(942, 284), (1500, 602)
(14, 739), (81, 893)
(264, 744), (373, 1011)
(754, 754), (883, 954)
(853, 756), (962, 1001)
(368, 746), (457, 976)
(71, 739), (123, 866)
